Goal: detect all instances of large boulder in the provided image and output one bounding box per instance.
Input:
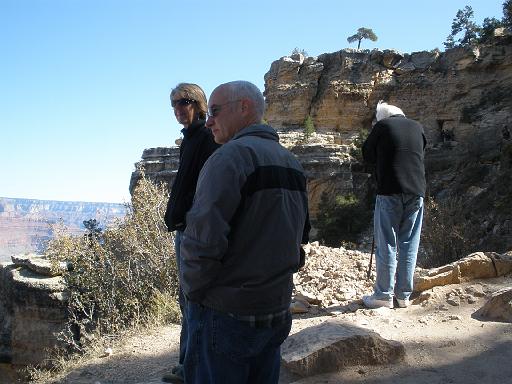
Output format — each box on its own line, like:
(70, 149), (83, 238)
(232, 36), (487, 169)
(476, 287), (512, 322)
(0, 262), (68, 367)
(281, 319), (405, 377)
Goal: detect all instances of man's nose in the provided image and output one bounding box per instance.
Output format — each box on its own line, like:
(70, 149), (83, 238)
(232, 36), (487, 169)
(205, 116), (214, 128)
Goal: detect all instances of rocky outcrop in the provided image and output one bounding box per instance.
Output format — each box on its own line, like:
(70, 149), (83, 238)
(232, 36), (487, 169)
(414, 251), (512, 292)
(476, 287), (512, 322)
(263, 38), (512, 243)
(264, 40), (512, 159)
(10, 254), (69, 277)
(129, 147), (180, 196)
(0, 257), (67, 367)
(281, 319), (405, 377)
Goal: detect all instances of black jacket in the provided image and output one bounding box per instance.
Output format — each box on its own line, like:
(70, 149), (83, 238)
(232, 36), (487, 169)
(164, 119), (219, 231)
(362, 115), (427, 196)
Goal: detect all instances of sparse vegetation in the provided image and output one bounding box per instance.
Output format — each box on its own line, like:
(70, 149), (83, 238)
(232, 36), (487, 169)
(302, 114), (316, 142)
(419, 196), (479, 268)
(316, 192), (373, 247)
(505, 0), (512, 27)
(45, 169), (179, 356)
(291, 47), (308, 56)
(82, 218), (102, 242)
(444, 1), (511, 49)
(347, 27), (378, 49)
(350, 128), (369, 163)
(444, 6), (480, 49)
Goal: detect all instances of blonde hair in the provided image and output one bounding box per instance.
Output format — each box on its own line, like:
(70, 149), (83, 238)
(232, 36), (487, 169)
(375, 100), (405, 122)
(170, 83), (208, 120)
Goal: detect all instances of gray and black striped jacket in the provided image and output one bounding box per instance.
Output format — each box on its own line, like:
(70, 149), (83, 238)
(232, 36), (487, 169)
(181, 124), (310, 316)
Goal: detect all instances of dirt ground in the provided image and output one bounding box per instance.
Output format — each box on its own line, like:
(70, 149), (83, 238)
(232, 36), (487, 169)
(18, 274), (511, 384)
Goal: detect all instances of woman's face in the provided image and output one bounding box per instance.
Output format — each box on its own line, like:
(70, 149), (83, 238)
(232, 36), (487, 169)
(172, 97), (198, 128)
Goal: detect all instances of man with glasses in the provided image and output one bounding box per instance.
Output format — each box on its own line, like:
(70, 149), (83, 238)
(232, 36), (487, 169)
(179, 80), (310, 383)
(163, 83), (219, 384)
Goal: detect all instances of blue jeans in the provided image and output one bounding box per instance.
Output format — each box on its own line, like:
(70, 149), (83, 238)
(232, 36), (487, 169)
(175, 230), (187, 366)
(183, 302), (292, 384)
(373, 194), (424, 301)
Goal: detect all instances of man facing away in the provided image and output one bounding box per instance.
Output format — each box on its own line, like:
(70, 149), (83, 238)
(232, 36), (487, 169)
(179, 80), (310, 383)
(362, 101), (427, 309)
(163, 83), (219, 383)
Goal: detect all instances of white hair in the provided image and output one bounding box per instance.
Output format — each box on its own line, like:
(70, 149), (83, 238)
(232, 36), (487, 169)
(375, 100), (405, 122)
(224, 80), (265, 119)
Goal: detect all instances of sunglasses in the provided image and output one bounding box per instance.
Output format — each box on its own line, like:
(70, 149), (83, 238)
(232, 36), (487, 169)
(171, 98), (196, 108)
(207, 99), (241, 118)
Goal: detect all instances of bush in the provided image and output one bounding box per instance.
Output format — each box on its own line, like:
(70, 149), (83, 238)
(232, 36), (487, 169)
(291, 47), (308, 56)
(46, 170), (179, 352)
(350, 128), (369, 163)
(419, 196), (479, 268)
(302, 114), (315, 142)
(316, 192), (372, 247)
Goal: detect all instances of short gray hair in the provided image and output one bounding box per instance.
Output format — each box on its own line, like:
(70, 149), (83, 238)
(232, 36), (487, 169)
(375, 100), (405, 122)
(223, 81), (265, 119)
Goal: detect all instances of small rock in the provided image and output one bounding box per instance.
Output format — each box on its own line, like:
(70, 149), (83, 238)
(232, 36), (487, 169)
(465, 284), (486, 297)
(101, 347), (113, 358)
(446, 297), (461, 306)
(290, 300), (310, 314)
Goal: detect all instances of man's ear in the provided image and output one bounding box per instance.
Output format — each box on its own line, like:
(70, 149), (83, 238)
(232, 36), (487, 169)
(240, 98), (250, 114)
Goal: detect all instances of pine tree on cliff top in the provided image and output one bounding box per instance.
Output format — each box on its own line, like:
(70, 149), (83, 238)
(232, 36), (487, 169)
(347, 27), (378, 49)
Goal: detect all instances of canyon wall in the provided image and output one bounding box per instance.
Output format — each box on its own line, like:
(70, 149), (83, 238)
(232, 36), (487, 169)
(130, 35), (512, 248)
(0, 198), (127, 262)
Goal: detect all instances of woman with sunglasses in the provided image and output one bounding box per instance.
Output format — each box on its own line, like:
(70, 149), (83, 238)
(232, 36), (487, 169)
(163, 83), (220, 384)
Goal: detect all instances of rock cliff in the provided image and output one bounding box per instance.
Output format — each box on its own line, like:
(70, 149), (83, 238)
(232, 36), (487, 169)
(0, 258), (67, 368)
(264, 38), (512, 153)
(130, 35), (512, 250)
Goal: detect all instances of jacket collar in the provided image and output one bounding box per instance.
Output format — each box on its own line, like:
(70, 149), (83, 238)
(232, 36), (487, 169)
(232, 124), (279, 142)
(181, 119), (206, 138)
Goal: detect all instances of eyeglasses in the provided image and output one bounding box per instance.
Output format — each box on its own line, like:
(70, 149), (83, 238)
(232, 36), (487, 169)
(171, 98), (196, 108)
(207, 99), (241, 119)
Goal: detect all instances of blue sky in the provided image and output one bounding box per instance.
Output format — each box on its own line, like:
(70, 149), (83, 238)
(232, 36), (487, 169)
(0, 0), (505, 203)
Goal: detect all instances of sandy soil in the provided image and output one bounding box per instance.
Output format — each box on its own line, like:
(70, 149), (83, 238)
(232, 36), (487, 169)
(24, 275), (512, 384)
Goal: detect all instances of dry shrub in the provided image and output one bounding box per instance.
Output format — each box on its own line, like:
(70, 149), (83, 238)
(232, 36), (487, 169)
(419, 196), (479, 268)
(46, 169), (179, 353)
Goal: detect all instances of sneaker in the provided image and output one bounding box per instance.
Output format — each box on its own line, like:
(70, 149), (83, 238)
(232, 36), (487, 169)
(363, 294), (393, 309)
(396, 298), (410, 308)
(162, 365), (184, 383)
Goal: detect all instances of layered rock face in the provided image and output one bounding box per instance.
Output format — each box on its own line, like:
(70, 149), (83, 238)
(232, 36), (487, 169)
(264, 39), (512, 155)
(129, 146), (180, 196)
(0, 259), (67, 367)
(263, 37), (512, 247)
(0, 198), (127, 262)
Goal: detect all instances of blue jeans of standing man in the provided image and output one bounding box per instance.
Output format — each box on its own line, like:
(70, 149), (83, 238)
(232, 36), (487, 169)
(183, 301), (292, 384)
(373, 194), (424, 301)
(175, 230), (187, 367)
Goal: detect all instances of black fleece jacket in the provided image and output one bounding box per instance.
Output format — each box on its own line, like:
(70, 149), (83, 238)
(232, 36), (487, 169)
(164, 119), (220, 231)
(362, 115), (427, 196)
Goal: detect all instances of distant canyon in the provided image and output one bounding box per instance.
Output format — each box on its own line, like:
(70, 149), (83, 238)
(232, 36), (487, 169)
(0, 197), (126, 261)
